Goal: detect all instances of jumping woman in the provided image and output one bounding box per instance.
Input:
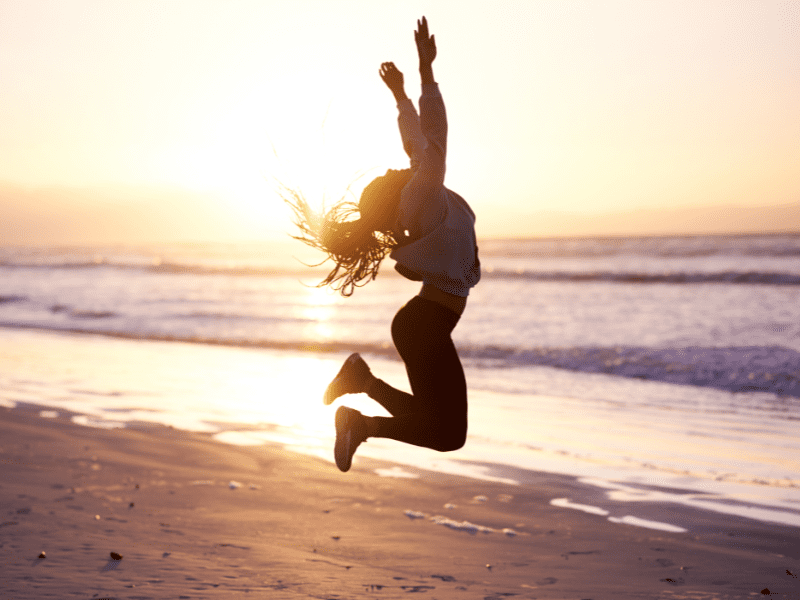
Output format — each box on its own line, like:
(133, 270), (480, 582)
(284, 16), (480, 472)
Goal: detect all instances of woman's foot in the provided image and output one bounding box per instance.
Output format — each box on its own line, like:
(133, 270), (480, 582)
(334, 406), (367, 472)
(323, 353), (371, 405)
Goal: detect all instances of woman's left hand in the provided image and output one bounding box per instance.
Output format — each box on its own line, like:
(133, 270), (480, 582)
(414, 16), (436, 65)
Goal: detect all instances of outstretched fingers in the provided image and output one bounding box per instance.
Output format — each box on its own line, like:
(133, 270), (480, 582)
(414, 16), (436, 64)
(416, 16), (428, 39)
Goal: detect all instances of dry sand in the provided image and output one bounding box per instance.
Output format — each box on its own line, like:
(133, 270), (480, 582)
(1, 403), (798, 599)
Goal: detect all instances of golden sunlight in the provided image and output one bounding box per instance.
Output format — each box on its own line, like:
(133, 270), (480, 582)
(299, 286), (343, 342)
(206, 347), (339, 440)
(159, 80), (401, 238)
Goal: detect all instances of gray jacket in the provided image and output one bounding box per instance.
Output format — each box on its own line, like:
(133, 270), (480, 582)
(389, 83), (481, 297)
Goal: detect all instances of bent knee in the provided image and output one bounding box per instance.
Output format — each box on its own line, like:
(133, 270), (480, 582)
(438, 436), (466, 452)
(431, 423), (467, 452)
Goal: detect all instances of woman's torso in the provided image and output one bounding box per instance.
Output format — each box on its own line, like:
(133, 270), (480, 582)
(419, 283), (466, 316)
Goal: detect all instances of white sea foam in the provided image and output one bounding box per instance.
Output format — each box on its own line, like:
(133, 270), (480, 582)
(551, 497), (688, 532)
(405, 510), (518, 537)
(607, 515), (687, 533)
(502, 528), (519, 537)
(579, 477), (800, 529)
(404, 510), (425, 520)
(71, 415), (125, 429)
(430, 515), (494, 534)
(550, 498), (610, 516)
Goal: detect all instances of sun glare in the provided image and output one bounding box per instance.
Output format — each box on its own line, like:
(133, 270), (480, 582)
(162, 95), (399, 234)
(134, 59), (419, 244)
(299, 285), (342, 341)
(212, 348), (337, 441)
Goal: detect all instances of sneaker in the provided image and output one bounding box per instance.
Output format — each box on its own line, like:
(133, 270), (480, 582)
(334, 406), (367, 473)
(323, 353), (370, 405)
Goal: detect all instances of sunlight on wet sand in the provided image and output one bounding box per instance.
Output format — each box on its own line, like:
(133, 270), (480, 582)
(0, 327), (336, 436)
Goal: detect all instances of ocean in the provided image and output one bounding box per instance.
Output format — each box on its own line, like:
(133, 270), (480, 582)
(1, 233), (799, 533)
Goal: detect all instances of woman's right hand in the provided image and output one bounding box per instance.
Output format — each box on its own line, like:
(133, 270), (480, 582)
(380, 62), (408, 101)
(380, 62), (404, 91)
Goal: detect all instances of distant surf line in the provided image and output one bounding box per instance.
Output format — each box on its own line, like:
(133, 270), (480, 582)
(2, 323), (799, 400)
(4, 262), (800, 285)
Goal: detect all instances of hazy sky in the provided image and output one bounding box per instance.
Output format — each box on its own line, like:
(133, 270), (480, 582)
(1, 0), (798, 243)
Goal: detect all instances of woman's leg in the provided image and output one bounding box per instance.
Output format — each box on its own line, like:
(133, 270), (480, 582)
(365, 374), (415, 416)
(330, 296), (467, 471)
(365, 296), (467, 452)
(323, 353), (414, 415)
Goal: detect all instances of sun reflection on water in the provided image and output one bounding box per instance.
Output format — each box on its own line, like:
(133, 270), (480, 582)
(0, 328), (343, 443)
(299, 285), (342, 341)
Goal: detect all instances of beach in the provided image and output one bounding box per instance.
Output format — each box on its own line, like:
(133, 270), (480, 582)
(2, 400), (799, 600)
(4, 0), (800, 595)
(2, 236), (800, 598)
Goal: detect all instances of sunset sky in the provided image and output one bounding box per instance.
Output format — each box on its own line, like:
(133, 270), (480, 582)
(1, 0), (798, 243)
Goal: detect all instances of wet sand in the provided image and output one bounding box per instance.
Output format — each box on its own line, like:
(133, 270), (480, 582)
(1, 403), (798, 599)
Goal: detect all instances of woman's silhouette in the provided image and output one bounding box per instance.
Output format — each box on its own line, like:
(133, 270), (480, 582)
(285, 17), (480, 471)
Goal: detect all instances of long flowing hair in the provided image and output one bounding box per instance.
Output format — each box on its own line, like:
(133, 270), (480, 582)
(280, 181), (402, 297)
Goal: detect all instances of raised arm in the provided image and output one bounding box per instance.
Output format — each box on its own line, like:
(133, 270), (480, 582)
(415, 16), (446, 182)
(377, 18), (446, 180)
(380, 61), (426, 168)
(390, 17), (448, 238)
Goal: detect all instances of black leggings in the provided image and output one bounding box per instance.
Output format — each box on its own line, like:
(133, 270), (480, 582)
(365, 295), (467, 452)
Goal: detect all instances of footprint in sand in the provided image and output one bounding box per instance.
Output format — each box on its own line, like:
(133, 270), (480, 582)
(400, 585), (436, 593)
(655, 558), (675, 567)
(561, 550), (599, 560)
(102, 558), (122, 571)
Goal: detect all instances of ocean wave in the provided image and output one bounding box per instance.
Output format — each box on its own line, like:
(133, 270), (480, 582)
(3, 321), (799, 400)
(0, 260), (300, 277)
(479, 234), (800, 259)
(0, 322), (399, 358)
(481, 269), (800, 285)
(456, 344), (800, 399)
(4, 260), (800, 286)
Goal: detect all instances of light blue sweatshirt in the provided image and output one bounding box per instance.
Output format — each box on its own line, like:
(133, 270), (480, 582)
(389, 83), (481, 297)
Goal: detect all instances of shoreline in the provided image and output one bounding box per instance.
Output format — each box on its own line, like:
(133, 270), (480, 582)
(13, 393), (800, 539)
(3, 326), (800, 531)
(2, 402), (799, 599)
